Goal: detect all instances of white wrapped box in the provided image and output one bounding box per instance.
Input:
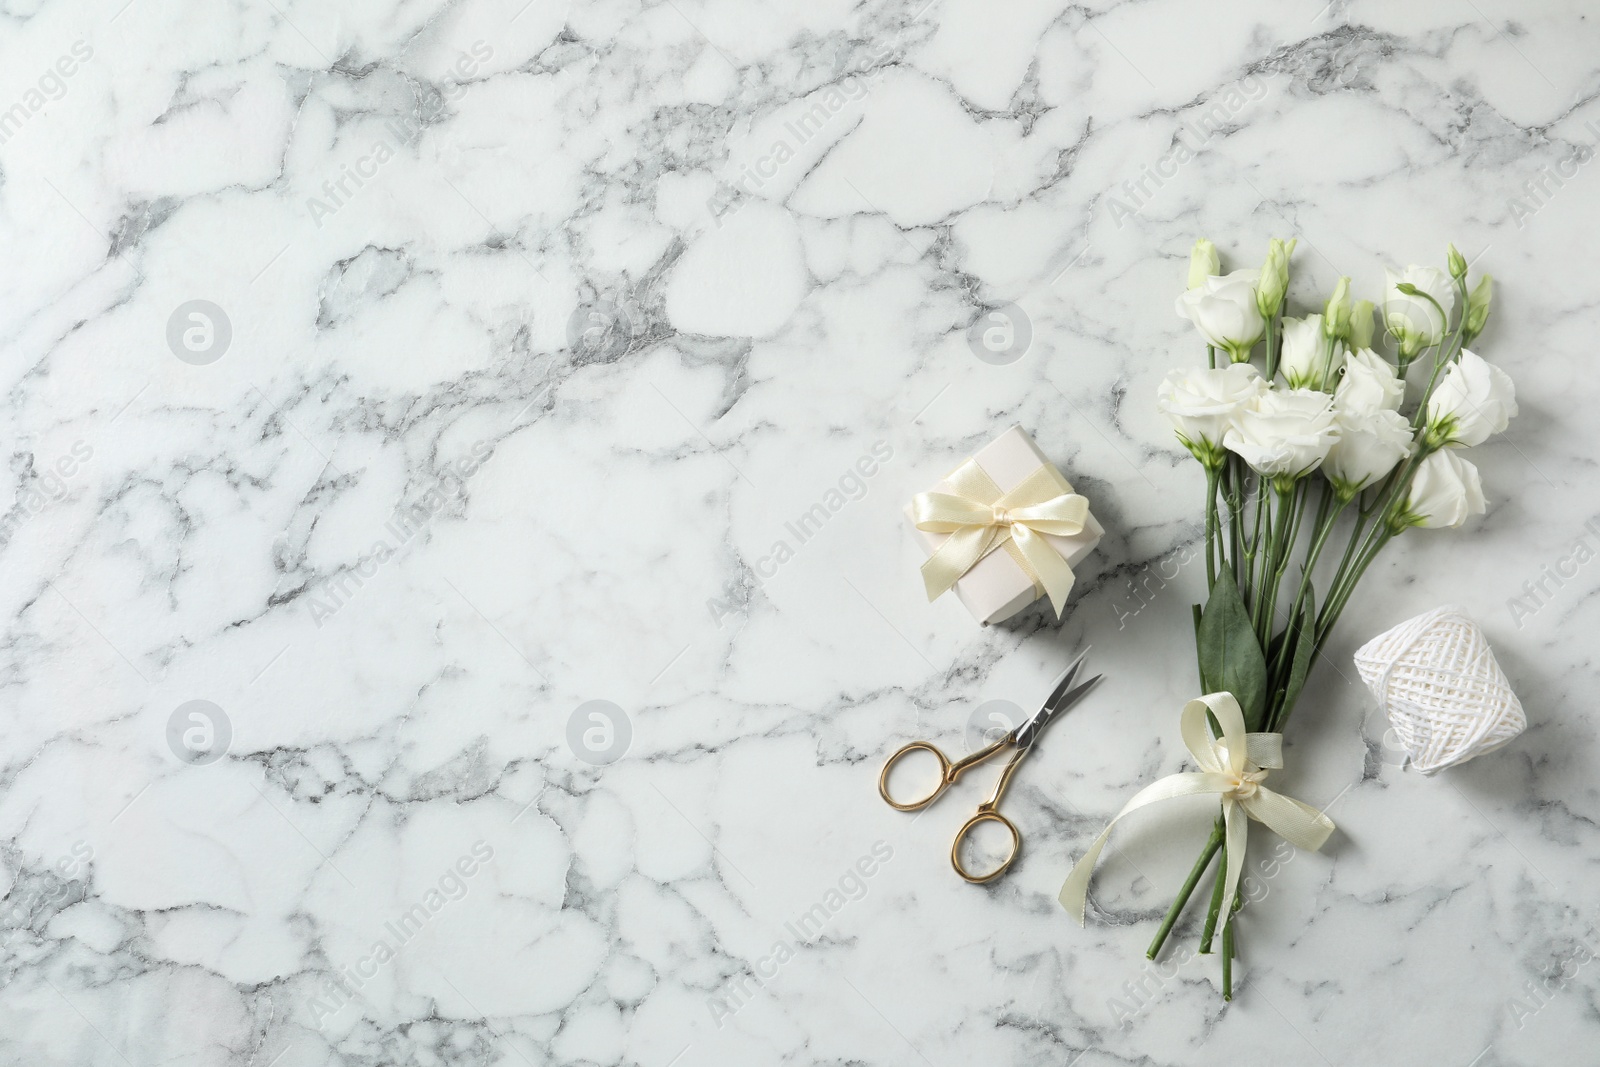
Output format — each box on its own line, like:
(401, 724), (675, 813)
(907, 425), (1102, 625)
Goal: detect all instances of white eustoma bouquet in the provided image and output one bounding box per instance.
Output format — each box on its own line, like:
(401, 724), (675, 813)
(1072, 239), (1512, 1000)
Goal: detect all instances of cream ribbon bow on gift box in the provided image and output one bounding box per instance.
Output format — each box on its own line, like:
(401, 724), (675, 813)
(1058, 692), (1336, 933)
(911, 459), (1090, 618)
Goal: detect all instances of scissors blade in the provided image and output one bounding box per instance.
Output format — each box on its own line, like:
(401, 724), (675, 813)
(1013, 655), (1102, 749)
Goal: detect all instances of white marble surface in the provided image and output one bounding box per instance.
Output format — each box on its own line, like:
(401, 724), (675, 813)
(2, 0), (1598, 1064)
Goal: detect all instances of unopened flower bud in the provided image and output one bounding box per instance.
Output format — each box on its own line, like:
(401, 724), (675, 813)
(1447, 242), (1468, 282)
(1348, 298), (1375, 351)
(1323, 277), (1352, 340)
(1188, 238), (1220, 290)
(1255, 237), (1296, 319)
(1463, 274), (1493, 342)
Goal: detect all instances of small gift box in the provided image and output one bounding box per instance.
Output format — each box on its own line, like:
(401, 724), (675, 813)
(907, 425), (1102, 624)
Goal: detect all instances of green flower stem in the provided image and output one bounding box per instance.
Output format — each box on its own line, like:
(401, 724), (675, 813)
(1226, 457), (1247, 583)
(1199, 837), (1228, 953)
(1356, 478), (1399, 533)
(1450, 276), (1471, 346)
(1411, 348), (1451, 431)
(1316, 514), (1390, 639)
(1285, 485), (1336, 618)
(1147, 817), (1225, 960)
(1263, 316), (1278, 381)
(1319, 530), (1363, 620)
(1268, 482), (1310, 606)
(1314, 443), (1430, 640)
(1221, 893), (1241, 1000)
(1283, 533), (1393, 731)
(1204, 466), (1221, 588)
(1192, 602), (1204, 679)
(1272, 484), (1342, 683)
(1253, 484), (1296, 644)
(1304, 485), (1413, 691)
(1241, 476), (1267, 617)
(1411, 309), (1470, 431)
(1316, 528), (1394, 652)
(1316, 331), (1342, 390)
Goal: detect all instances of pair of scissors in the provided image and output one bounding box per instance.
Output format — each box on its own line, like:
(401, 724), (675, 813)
(878, 652), (1102, 883)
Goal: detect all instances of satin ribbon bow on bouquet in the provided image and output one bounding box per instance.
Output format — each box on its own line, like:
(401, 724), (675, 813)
(1059, 693), (1335, 978)
(911, 459), (1089, 617)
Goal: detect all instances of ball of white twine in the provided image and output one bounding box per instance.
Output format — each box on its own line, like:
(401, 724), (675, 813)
(1353, 605), (1525, 775)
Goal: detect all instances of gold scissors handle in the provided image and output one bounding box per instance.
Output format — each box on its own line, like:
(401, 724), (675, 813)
(951, 808), (1020, 883)
(877, 735), (1008, 811)
(950, 745), (1029, 882)
(878, 738), (1032, 882)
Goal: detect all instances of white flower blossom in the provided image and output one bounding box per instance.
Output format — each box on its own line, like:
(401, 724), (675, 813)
(1384, 265), (1455, 356)
(1334, 348), (1405, 419)
(1323, 408), (1413, 497)
(1157, 364), (1267, 465)
(1175, 270), (1265, 360)
(1426, 349), (1517, 447)
(1400, 449), (1486, 529)
(1279, 315), (1335, 390)
(1223, 387), (1340, 480)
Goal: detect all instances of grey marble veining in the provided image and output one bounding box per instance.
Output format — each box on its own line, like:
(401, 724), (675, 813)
(1, 0), (1597, 1064)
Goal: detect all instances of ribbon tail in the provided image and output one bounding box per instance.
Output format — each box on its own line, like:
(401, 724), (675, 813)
(1216, 791), (1336, 934)
(1240, 789), (1336, 852)
(1059, 826), (1116, 926)
(1058, 772), (1235, 924)
(1011, 525), (1075, 617)
(1217, 797), (1250, 935)
(920, 525), (1001, 601)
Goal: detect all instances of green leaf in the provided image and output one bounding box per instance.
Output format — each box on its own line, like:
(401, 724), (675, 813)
(1280, 588), (1318, 721)
(1196, 574), (1268, 730)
